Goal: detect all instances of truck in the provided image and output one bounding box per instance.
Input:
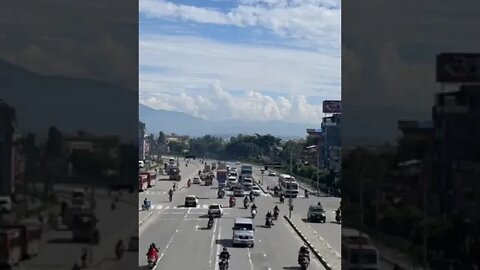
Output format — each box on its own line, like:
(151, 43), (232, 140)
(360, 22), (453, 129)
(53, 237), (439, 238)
(72, 213), (99, 244)
(63, 204), (90, 229)
(216, 169), (227, 188)
(240, 165), (253, 183)
(139, 172), (157, 187)
(168, 167), (181, 181)
(217, 162), (227, 171)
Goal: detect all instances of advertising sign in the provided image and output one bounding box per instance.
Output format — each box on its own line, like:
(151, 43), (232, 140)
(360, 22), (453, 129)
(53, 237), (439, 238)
(436, 53), (480, 82)
(322, 100), (341, 113)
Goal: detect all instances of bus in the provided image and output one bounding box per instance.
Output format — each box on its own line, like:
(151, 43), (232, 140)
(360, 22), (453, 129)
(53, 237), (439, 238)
(0, 228), (22, 267)
(2, 223), (42, 259)
(138, 175), (148, 191)
(341, 243), (380, 270)
(278, 174), (299, 198)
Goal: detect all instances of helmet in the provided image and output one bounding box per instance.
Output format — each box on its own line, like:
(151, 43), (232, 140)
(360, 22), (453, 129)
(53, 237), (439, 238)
(223, 247), (227, 251)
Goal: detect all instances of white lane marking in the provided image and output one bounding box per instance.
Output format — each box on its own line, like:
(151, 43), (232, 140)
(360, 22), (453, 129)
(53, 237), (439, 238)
(156, 208), (191, 268)
(213, 219), (222, 270)
(247, 248), (254, 270)
(209, 218), (219, 269)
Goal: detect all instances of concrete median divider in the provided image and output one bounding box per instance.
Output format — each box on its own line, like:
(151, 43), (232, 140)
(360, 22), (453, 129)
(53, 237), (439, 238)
(284, 215), (333, 270)
(139, 211), (155, 226)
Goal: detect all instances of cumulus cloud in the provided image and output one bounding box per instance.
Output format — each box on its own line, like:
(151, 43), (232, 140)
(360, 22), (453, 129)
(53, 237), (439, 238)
(140, 81), (324, 124)
(140, 34), (340, 98)
(140, 0), (340, 51)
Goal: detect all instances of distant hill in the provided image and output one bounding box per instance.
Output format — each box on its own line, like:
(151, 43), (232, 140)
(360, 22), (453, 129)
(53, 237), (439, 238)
(139, 103), (312, 138)
(0, 60), (137, 141)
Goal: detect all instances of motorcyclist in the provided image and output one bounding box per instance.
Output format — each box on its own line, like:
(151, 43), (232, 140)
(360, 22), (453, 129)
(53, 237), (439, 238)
(280, 193), (285, 203)
(219, 247), (230, 261)
(147, 243), (160, 263)
(304, 189), (309, 198)
(265, 211), (273, 226)
(229, 196), (236, 207)
(187, 179), (192, 187)
(249, 191), (254, 202)
(244, 196), (249, 207)
(298, 244), (310, 263)
(168, 189), (173, 201)
(251, 203), (257, 211)
(273, 205), (279, 216)
(143, 198), (150, 209)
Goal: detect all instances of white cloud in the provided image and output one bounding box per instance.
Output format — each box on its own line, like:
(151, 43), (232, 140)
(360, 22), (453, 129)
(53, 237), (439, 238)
(140, 0), (340, 51)
(140, 34), (340, 99)
(140, 81), (324, 124)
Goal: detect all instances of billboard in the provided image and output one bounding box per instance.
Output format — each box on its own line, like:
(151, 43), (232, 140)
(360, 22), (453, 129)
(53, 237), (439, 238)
(436, 53), (480, 82)
(322, 100), (341, 113)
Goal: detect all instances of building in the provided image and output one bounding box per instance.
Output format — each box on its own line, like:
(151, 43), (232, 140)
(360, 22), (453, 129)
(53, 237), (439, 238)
(165, 133), (189, 144)
(0, 102), (16, 195)
(305, 128), (322, 165)
(139, 121), (145, 161)
(432, 85), (480, 224)
(321, 113), (341, 172)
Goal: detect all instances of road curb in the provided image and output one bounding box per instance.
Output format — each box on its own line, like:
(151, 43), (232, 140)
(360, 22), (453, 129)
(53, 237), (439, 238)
(253, 179), (268, 195)
(284, 215), (333, 270)
(139, 211), (155, 226)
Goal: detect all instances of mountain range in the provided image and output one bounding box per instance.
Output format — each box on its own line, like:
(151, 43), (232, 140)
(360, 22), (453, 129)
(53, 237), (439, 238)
(139, 103), (313, 138)
(0, 59), (137, 142)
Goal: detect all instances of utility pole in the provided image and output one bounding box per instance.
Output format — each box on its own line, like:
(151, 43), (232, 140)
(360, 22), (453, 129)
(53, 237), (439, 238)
(316, 150), (320, 195)
(288, 178), (293, 219)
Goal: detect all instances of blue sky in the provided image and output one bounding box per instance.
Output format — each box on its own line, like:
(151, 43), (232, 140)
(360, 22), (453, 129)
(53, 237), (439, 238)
(139, 0), (341, 124)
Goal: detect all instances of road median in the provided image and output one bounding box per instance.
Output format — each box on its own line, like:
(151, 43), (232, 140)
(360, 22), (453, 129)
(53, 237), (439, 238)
(284, 215), (340, 270)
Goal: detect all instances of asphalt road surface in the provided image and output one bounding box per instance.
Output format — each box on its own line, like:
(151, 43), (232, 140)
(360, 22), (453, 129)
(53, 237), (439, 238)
(139, 159), (327, 269)
(12, 185), (137, 270)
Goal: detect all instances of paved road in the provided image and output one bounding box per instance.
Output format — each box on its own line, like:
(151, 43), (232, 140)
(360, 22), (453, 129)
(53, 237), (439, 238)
(139, 159), (327, 269)
(255, 167), (341, 256)
(12, 185), (137, 270)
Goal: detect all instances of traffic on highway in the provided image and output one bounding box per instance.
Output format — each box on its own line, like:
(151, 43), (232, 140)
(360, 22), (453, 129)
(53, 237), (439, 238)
(139, 157), (341, 270)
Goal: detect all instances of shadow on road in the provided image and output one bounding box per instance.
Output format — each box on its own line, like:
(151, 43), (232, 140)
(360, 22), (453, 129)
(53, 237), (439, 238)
(48, 238), (76, 244)
(215, 239), (232, 247)
(283, 267), (300, 270)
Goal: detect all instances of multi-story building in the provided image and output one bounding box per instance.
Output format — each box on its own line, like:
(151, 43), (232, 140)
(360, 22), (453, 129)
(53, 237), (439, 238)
(321, 113), (341, 172)
(433, 85), (480, 224)
(0, 102), (15, 195)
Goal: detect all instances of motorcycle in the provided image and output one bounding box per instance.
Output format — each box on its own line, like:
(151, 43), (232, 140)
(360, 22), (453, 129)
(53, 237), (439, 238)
(229, 198), (236, 208)
(244, 201), (249, 209)
(147, 256), (157, 269)
(218, 258), (229, 270)
(208, 218), (214, 229)
(251, 209), (257, 219)
(299, 255), (310, 270)
(265, 217), (272, 228)
(115, 247), (124, 260)
(187, 181), (192, 188)
(169, 194), (173, 202)
(142, 201), (151, 211)
(305, 191), (309, 198)
(218, 190), (225, 199)
(279, 195), (285, 204)
(335, 213), (341, 224)
(273, 210), (279, 220)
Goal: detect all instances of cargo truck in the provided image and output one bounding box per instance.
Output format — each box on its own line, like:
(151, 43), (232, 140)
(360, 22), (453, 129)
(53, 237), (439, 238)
(216, 169), (227, 188)
(168, 167), (181, 181)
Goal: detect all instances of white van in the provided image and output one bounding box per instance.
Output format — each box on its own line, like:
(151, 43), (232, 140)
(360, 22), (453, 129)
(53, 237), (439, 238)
(232, 218), (255, 248)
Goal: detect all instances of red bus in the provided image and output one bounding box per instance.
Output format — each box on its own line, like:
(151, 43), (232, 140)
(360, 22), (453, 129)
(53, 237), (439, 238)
(2, 223), (42, 259)
(139, 175), (148, 191)
(139, 172), (151, 188)
(0, 228), (22, 267)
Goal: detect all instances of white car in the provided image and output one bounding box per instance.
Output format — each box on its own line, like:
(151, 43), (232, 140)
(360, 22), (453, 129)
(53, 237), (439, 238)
(185, 195), (199, 207)
(0, 196), (12, 213)
(208, 204), (223, 217)
(268, 171), (276, 176)
(251, 186), (261, 196)
(192, 176), (201, 184)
